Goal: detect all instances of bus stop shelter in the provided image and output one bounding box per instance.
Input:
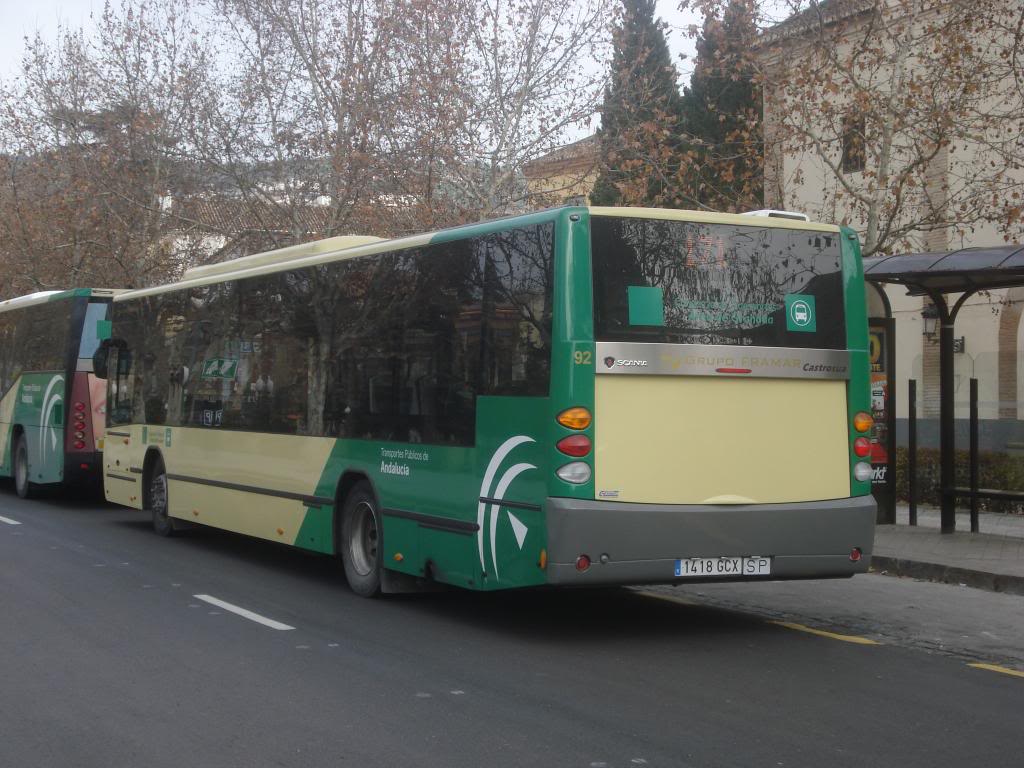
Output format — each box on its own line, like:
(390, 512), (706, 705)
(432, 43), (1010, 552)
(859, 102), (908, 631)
(862, 244), (1024, 533)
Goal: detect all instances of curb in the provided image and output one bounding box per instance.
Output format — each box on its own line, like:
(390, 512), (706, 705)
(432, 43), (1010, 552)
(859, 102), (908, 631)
(871, 555), (1024, 596)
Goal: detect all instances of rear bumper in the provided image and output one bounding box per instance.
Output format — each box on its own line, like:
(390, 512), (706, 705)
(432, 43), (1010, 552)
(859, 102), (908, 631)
(545, 495), (876, 586)
(62, 451), (103, 487)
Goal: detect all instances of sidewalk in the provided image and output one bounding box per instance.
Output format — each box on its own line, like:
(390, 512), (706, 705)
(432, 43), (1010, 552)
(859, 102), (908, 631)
(872, 504), (1024, 595)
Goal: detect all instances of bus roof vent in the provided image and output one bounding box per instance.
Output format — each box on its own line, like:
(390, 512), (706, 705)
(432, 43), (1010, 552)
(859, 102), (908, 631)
(743, 209), (810, 222)
(183, 235), (386, 281)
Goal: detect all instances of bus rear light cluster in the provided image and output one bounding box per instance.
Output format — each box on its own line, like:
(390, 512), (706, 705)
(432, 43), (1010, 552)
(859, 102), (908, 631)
(556, 461), (591, 484)
(556, 435), (591, 457)
(853, 437), (871, 457)
(556, 408), (592, 483)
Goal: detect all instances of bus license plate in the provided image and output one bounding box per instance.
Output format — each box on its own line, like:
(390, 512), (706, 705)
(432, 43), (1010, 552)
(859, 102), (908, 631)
(674, 556), (772, 578)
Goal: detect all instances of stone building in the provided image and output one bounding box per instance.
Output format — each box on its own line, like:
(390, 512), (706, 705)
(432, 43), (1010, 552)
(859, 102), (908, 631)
(756, 0), (1024, 447)
(522, 135), (600, 206)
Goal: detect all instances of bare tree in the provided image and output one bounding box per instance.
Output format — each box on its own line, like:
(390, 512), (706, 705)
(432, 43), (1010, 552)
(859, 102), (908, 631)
(0, 0), (212, 292)
(448, 0), (612, 218)
(758, 0), (1024, 255)
(0, 0), (615, 300)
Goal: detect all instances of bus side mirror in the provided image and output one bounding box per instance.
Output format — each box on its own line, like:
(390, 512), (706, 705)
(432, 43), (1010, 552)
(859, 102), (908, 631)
(93, 340), (111, 379)
(93, 337), (125, 380)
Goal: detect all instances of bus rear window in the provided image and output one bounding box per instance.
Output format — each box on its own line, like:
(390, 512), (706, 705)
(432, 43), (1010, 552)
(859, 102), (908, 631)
(78, 301), (110, 359)
(592, 217), (846, 349)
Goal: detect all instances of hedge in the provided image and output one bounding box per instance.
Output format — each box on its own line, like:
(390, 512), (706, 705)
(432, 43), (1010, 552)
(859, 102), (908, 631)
(894, 446), (1024, 513)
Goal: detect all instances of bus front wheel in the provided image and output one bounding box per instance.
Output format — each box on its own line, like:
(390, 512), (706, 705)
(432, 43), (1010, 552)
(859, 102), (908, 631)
(148, 459), (174, 537)
(340, 482), (382, 597)
(13, 434), (33, 499)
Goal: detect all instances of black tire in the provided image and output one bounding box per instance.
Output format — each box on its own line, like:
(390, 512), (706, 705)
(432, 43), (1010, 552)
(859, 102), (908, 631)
(340, 482), (382, 597)
(148, 458), (174, 537)
(13, 434), (32, 499)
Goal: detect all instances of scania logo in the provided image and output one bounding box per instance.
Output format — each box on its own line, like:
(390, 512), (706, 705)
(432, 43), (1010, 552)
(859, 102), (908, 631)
(602, 355), (648, 369)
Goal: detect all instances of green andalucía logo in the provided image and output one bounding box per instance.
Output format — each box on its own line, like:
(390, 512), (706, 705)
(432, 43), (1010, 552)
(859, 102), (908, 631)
(785, 294), (816, 332)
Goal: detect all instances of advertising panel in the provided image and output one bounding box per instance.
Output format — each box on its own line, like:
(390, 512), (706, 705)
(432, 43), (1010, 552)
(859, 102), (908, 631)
(869, 320), (895, 522)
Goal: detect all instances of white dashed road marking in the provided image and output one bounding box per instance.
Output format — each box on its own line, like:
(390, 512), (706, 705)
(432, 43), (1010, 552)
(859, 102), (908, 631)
(0, 515), (21, 525)
(193, 594), (294, 631)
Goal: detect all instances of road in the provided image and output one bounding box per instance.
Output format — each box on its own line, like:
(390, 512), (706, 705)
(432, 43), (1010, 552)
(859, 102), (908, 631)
(1, 487), (1021, 768)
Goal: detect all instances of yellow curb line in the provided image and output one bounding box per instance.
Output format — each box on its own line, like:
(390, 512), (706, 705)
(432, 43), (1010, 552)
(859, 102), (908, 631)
(769, 620), (880, 645)
(968, 663), (1024, 679)
(636, 591), (701, 607)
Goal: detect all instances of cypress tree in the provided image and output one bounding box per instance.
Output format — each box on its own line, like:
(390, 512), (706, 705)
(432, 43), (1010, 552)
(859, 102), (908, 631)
(591, 0), (687, 207)
(681, 0), (763, 211)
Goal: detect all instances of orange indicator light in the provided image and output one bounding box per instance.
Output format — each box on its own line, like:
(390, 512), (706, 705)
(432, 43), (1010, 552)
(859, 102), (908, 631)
(557, 407), (591, 430)
(853, 412), (873, 432)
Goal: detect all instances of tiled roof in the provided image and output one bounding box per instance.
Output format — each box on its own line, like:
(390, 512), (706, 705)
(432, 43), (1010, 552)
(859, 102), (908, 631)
(523, 135), (600, 177)
(170, 197), (333, 235)
(760, 0), (875, 45)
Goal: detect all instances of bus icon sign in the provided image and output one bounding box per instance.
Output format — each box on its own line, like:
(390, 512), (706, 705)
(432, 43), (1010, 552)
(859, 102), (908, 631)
(785, 294), (816, 332)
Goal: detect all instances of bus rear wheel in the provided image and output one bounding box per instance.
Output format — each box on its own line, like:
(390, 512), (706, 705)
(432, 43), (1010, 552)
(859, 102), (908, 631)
(340, 482), (382, 597)
(148, 459), (174, 537)
(13, 434), (33, 499)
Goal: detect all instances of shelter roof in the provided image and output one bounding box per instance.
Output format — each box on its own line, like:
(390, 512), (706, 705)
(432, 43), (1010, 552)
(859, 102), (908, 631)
(862, 245), (1024, 295)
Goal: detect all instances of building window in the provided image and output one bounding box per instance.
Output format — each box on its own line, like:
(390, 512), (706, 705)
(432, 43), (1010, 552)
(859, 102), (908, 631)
(841, 115), (866, 174)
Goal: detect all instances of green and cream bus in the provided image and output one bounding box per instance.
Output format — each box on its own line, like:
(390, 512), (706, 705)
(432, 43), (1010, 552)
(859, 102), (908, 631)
(1, 288), (117, 498)
(99, 207), (875, 595)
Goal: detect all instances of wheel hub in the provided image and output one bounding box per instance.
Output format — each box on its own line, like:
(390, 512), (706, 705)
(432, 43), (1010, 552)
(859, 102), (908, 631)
(349, 501), (378, 577)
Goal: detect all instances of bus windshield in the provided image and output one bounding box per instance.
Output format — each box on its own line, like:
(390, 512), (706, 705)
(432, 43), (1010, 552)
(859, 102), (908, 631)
(591, 216), (846, 349)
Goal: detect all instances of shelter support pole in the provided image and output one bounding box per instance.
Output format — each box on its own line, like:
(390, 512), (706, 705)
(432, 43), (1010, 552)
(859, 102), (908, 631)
(933, 289), (977, 534)
(935, 295), (957, 534)
(908, 378), (917, 526)
(970, 378), (979, 533)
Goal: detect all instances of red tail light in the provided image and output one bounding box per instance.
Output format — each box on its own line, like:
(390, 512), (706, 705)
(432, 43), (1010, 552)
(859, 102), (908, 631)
(67, 372), (95, 453)
(556, 435), (592, 457)
(853, 437), (871, 457)
(575, 554), (591, 572)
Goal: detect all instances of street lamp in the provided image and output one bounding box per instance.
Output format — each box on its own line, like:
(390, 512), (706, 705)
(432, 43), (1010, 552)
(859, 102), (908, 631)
(922, 303), (938, 340)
